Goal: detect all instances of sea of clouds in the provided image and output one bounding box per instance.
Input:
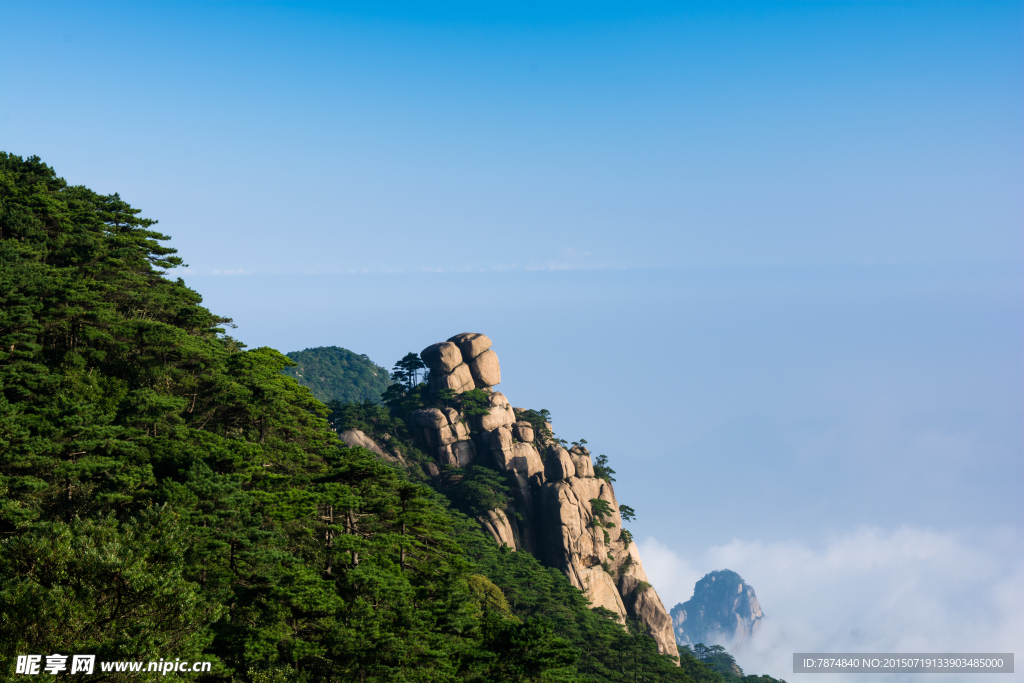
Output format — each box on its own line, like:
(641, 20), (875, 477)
(640, 526), (1023, 683)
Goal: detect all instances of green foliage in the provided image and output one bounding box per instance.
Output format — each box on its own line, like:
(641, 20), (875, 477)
(589, 498), (615, 520)
(678, 646), (731, 683)
(380, 382), (407, 407)
(436, 387), (456, 407)
(619, 504), (636, 522)
(698, 644), (744, 679)
(460, 388), (492, 417)
(381, 378), (428, 415)
(594, 454), (617, 482)
(464, 537), (691, 682)
(468, 574), (513, 617)
(0, 512), (222, 676)
(326, 398), (400, 437)
(517, 408), (553, 441)
(473, 616), (579, 682)
(390, 352), (426, 391)
(680, 645), (789, 683)
(282, 346), (390, 404)
(436, 465), (512, 518)
(379, 353), (433, 414)
(234, 668), (305, 683)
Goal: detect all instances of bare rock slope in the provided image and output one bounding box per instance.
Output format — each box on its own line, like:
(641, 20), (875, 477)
(409, 333), (678, 660)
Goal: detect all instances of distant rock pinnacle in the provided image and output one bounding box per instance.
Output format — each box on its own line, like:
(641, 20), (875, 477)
(671, 569), (763, 647)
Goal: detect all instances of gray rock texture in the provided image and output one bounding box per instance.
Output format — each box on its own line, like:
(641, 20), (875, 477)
(479, 392), (516, 431)
(479, 508), (516, 550)
(510, 442), (544, 478)
(539, 475), (677, 657)
(490, 426), (515, 469)
(468, 349), (502, 387)
(568, 446), (596, 478)
(448, 332), (492, 361)
(512, 420), (535, 442)
(670, 570), (763, 647)
(430, 362), (475, 393)
(452, 439), (476, 467)
(421, 341), (463, 373)
(544, 444), (576, 481)
(424, 334), (502, 395)
(409, 408), (448, 430)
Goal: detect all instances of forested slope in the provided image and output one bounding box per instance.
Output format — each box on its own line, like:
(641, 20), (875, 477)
(0, 153), (781, 683)
(282, 346), (390, 405)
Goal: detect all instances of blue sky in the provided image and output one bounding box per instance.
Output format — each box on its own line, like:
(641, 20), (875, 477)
(3, 1), (1021, 272)
(2, 2), (1022, 678)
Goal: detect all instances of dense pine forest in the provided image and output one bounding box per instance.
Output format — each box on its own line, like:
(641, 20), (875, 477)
(0, 153), (782, 682)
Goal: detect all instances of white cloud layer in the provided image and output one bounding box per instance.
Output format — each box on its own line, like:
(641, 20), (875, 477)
(639, 526), (1024, 683)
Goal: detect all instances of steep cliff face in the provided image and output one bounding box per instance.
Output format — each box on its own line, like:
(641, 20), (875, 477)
(670, 569), (763, 647)
(409, 332), (678, 660)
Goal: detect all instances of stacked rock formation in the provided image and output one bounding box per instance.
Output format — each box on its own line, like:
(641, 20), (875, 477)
(407, 404), (477, 468)
(406, 333), (678, 660)
(421, 332), (501, 393)
(670, 570), (764, 647)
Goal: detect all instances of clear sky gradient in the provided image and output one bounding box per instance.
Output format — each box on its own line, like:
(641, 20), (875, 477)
(3, 2), (1022, 679)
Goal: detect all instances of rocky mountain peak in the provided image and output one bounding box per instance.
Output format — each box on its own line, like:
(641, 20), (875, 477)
(671, 569), (764, 647)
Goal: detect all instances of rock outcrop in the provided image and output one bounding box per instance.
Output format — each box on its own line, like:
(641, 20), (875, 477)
(539, 472), (676, 657)
(478, 508), (517, 549)
(408, 406), (476, 467)
(423, 333), (499, 392)
(409, 332), (678, 661)
(339, 428), (406, 466)
(670, 570), (763, 647)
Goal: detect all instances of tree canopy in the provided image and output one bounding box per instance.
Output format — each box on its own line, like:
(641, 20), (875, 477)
(390, 352), (426, 391)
